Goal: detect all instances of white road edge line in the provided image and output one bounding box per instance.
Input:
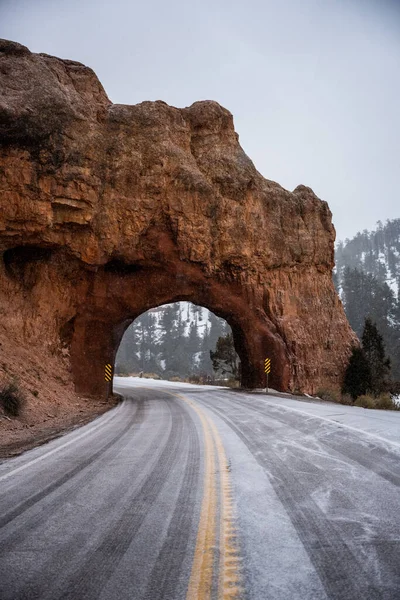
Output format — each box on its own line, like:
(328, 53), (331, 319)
(0, 400), (124, 483)
(264, 400), (400, 450)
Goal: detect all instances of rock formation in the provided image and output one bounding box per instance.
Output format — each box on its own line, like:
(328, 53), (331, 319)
(0, 39), (356, 397)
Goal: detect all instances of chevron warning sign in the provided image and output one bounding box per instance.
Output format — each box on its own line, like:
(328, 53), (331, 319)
(264, 358), (271, 374)
(105, 363), (113, 382)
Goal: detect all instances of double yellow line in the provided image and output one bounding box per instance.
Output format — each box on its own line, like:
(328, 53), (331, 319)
(133, 386), (243, 599)
(173, 393), (243, 600)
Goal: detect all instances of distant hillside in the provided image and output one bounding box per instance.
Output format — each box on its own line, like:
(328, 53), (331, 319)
(336, 219), (400, 297)
(335, 219), (400, 380)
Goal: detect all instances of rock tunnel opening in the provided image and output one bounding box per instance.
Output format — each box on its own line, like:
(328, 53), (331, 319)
(63, 248), (292, 397)
(114, 302), (241, 385)
(67, 261), (291, 398)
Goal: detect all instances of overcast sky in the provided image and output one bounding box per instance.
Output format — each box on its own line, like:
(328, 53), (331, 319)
(1, 0), (399, 242)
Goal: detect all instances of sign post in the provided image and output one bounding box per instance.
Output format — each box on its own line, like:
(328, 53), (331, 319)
(264, 358), (271, 393)
(105, 363), (113, 400)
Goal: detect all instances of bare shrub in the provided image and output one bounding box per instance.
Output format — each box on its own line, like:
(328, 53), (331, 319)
(340, 394), (354, 406)
(222, 378), (239, 388)
(0, 381), (25, 417)
(316, 388), (340, 403)
(354, 394), (376, 409)
(375, 393), (400, 411)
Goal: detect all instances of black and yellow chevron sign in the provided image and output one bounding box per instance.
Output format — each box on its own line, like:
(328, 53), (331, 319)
(264, 358), (271, 374)
(105, 363), (113, 382)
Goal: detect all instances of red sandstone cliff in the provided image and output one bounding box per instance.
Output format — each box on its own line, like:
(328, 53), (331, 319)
(0, 39), (356, 413)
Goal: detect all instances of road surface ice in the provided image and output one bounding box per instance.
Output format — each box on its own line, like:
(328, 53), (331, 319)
(0, 378), (399, 599)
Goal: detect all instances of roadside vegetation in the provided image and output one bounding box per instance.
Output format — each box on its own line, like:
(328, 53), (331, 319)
(317, 388), (399, 411)
(318, 317), (400, 410)
(0, 379), (25, 417)
(335, 219), (400, 381)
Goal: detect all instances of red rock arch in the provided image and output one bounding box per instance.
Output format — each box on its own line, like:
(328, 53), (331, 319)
(0, 40), (356, 399)
(69, 260), (290, 396)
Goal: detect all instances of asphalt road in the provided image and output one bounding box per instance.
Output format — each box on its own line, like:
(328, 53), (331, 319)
(1, 379), (400, 600)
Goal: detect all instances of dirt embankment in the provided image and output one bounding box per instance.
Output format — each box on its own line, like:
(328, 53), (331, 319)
(0, 328), (116, 459)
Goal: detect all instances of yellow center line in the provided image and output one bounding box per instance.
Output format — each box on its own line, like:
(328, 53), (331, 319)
(172, 392), (243, 600)
(208, 417), (243, 600)
(183, 397), (217, 600)
(128, 386), (243, 599)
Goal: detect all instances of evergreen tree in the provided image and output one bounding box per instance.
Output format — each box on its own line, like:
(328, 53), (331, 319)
(341, 267), (367, 336)
(159, 305), (178, 374)
(342, 346), (372, 399)
(340, 265), (399, 378)
(123, 312), (158, 373)
(336, 218), (400, 306)
(158, 303), (190, 376)
(198, 322), (213, 377)
(186, 323), (200, 374)
(159, 305), (175, 363)
(210, 333), (240, 379)
(115, 319), (142, 373)
(208, 311), (226, 349)
(116, 302), (236, 381)
(361, 318), (391, 395)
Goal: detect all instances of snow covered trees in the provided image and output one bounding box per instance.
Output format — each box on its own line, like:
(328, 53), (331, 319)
(115, 302), (233, 380)
(210, 333), (240, 379)
(335, 219), (400, 379)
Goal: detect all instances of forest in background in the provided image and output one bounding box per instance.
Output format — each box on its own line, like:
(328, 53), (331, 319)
(115, 303), (234, 380)
(335, 218), (400, 380)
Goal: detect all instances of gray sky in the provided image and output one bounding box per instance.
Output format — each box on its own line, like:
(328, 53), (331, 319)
(1, 0), (399, 242)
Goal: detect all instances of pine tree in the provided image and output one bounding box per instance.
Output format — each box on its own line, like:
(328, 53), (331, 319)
(340, 266), (398, 378)
(159, 303), (190, 376)
(341, 267), (366, 336)
(361, 318), (391, 395)
(133, 311), (158, 372)
(115, 319), (142, 373)
(210, 333), (240, 379)
(186, 323), (200, 374)
(208, 312), (226, 349)
(198, 322), (213, 377)
(159, 305), (178, 375)
(335, 219), (400, 380)
(342, 347), (372, 399)
(117, 302), (237, 381)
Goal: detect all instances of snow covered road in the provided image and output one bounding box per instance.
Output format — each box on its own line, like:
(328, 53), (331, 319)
(0, 378), (399, 599)
(115, 379), (400, 599)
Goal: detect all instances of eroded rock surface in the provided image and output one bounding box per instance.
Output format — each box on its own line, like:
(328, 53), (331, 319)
(0, 39), (356, 396)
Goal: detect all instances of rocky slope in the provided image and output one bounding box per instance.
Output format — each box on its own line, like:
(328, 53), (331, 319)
(0, 38), (356, 411)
